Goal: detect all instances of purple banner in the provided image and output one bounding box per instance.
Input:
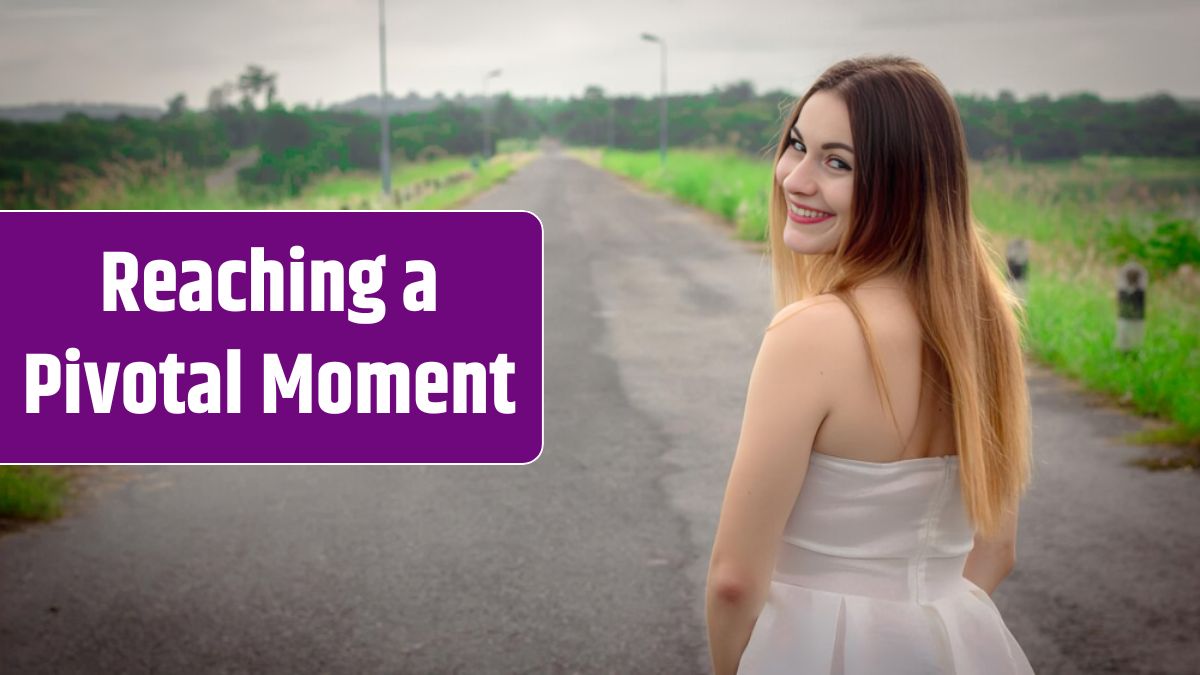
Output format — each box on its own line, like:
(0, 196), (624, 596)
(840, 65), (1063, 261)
(1, 211), (543, 464)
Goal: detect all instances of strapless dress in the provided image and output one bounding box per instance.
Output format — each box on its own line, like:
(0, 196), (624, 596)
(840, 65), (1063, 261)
(737, 452), (1034, 674)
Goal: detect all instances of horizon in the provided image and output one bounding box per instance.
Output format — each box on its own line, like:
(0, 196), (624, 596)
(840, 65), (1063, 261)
(4, 83), (1195, 114)
(3, 0), (1198, 109)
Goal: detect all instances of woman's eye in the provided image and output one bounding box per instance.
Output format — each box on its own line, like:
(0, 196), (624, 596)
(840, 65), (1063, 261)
(790, 137), (851, 171)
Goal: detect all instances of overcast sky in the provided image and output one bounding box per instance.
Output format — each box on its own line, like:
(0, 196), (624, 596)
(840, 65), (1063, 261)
(2, 0), (1198, 108)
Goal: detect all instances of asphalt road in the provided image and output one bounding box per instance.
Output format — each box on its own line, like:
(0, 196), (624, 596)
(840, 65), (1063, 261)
(1, 149), (1197, 674)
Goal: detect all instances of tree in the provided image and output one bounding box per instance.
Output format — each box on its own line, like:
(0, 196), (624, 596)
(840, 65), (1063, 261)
(207, 81), (235, 111)
(237, 64), (278, 110)
(164, 93), (187, 119)
(716, 80), (755, 105)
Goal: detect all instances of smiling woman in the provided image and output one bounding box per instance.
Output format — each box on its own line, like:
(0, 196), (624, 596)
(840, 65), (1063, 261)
(775, 91), (855, 255)
(706, 55), (1035, 675)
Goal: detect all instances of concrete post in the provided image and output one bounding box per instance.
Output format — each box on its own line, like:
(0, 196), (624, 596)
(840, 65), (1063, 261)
(1005, 238), (1029, 303)
(1115, 262), (1147, 352)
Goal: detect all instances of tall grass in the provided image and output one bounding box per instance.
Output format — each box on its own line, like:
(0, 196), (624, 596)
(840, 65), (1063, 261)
(66, 154), (251, 210)
(1024, 263), (1199, 430)
(601, 149), (771, 240)
(591, 148), (1200, 443)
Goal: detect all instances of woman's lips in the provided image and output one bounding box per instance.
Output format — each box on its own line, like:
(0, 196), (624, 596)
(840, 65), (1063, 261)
(787, 203), (834, 224)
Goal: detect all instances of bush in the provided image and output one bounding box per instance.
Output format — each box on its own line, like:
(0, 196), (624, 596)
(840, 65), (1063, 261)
(1102, 212), (1200, 275)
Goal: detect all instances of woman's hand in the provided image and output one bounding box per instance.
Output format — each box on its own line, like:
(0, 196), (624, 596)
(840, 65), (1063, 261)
(963, 500), (1019, 595)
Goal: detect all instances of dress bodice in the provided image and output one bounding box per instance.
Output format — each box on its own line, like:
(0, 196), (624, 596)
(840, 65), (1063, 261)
(738, 452), (1034, 673)
(772, 452), (973, 603)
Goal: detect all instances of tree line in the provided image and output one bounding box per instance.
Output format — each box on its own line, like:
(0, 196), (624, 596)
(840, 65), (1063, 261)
(3, 66), (1198, 208)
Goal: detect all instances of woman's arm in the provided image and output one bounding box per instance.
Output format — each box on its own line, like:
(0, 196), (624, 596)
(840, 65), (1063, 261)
(707, 300), (840, 675)
(962, 500), (1020, 595)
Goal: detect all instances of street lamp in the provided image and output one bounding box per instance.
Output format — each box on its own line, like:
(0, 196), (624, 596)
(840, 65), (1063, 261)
(641, 32), (667, 166)
(377, 0), (391, 196)
(482, 68), (503, 159)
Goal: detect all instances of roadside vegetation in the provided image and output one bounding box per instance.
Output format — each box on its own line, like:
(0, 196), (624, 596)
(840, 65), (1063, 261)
(38, 150), (526, 212)
(586, 149), (1200, 450)
(0, 467), (69, 524)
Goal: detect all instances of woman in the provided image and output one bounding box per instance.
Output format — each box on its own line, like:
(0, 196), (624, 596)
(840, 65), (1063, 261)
(706, 56), (1035, 674)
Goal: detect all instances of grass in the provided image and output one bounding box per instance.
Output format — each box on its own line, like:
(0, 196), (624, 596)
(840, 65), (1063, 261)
(1022, 263), (1199, 431)
(585, 147), (1200, 447)
(64, 155), (252, 210)
(0, 467), (69, 522)
(292, 157), (471, 203)
(272, 154), (521, 210)
(406, 157), (518, 209)
(598, 148), (772, 240)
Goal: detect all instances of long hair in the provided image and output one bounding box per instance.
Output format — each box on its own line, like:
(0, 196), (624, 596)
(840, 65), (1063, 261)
(768, 55), (1031, 537)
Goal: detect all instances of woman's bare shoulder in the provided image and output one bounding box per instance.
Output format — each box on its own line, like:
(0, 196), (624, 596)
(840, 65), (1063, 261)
(766, 294), (854, 333)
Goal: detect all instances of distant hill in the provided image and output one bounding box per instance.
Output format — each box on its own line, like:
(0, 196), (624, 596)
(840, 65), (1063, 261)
(0, 103), (162, 122)
(328, 92), (559, 115)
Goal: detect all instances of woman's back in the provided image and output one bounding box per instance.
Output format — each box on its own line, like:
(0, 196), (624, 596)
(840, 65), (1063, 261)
(735, 285), (1034, 674)
(781, 285), (958, 464)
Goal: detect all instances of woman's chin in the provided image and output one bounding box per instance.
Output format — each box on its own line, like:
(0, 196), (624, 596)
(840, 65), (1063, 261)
(782, 224), (834, 255)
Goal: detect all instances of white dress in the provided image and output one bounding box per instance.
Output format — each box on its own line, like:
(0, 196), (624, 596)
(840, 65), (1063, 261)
(737, 452), (1034, 674)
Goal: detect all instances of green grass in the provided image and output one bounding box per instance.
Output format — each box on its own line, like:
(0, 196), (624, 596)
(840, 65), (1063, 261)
(1024, 266), (1199, 434)
(407, 157), (517, 209)
(300, 158), (473, 199)
(588, 148), (1200, 444)
(600, 149), (772, 240)
(281, 156), (516, 210)
(971, 160), (1200, 276)
(497, 138), (538, 153)
(0, 467), (69, 521)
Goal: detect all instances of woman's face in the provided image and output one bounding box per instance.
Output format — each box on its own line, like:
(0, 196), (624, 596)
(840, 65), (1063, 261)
(774, 91), (855, 255)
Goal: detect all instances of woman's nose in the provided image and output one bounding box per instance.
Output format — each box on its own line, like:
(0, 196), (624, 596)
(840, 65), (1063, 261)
(781, 157), (817, 195)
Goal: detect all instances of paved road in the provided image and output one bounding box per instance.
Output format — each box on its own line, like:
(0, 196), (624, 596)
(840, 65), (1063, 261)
(2, 149), (1197, 674)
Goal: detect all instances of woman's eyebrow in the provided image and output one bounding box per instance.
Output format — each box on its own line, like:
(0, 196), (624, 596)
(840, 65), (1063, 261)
(790, 128), (854, 154)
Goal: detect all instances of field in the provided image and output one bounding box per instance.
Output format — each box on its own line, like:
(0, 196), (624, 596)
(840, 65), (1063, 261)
(589, 148), (1200, 448)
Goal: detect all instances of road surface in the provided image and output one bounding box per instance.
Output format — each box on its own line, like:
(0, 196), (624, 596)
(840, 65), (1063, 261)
(2, 149), (1197, 673)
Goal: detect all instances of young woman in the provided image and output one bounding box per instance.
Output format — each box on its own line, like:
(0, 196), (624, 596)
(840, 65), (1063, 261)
(706, 56), (1035, 674)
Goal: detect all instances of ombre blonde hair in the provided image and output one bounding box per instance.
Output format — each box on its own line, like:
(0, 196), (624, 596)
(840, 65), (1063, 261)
(769, 55), (1031, 538)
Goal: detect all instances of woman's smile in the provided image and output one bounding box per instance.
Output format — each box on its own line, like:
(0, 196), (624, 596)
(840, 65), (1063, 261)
(786, 201), (835, 225)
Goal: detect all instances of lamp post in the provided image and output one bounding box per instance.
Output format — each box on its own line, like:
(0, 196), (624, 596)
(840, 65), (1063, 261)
(481, 68), (502, 159)
(641, 32), (667, 166)
(377, 0), (391, 196)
